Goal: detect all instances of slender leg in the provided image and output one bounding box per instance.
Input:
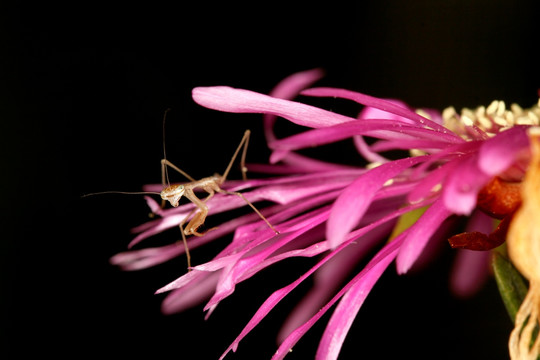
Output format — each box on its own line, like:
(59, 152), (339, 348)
(217, 189), (279, 234)
(178, 221), (192, 271)
(221, 130), (251, 182)
(161, 159), (197, 183)
(240, 130), (250, 181)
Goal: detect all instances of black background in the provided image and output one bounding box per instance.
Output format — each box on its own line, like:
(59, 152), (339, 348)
(3, 1), (540, 359)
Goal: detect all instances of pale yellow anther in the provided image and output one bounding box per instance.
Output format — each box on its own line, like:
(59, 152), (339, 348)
(463, 108), (475, 119)
(461, 115), (474, 127)
(494, 116), (508, 127)
(477, 105), (486, 117)
(415, 109), (431, 120)
(528, 111), (539, 125)
(366, 161), (382, 169)
(511, 103), (524, 116)
(497, 100), (506, 117)
(487, 100), (499, 115)
(506, 111), (515, 126)
(478, 116), (493, 130)
(440, 98), (540, 141)
(442, 106), (456, 120)
(516, 116), (531, 125)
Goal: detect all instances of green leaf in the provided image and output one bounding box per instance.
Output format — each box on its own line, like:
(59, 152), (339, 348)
(492, 250), (529, 323)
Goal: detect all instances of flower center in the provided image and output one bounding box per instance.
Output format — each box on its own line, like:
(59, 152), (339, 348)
(441, 99), (540, 140)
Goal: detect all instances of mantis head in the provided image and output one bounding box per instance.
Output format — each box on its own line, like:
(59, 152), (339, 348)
(160, 184), (185, 207)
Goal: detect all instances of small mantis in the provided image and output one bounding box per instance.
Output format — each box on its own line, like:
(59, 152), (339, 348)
(159, 126), (279, 270)
(85, 110), (279, 270)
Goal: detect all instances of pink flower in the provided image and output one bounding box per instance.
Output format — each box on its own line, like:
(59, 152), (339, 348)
(111, 70), (538, 359)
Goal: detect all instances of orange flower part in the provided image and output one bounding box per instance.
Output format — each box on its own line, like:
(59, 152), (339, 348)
(477, 176), (522, 219)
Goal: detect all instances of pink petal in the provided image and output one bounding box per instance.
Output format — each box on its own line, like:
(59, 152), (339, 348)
(110, 243), (183, 270)
(192, 86), (355, 128)
(205, 208), (331, 310)
(218, 242), (343, 360)
(302, 87), (459, 136)
(315, 238), (401, 360)
(161, 271), (220, 314)
(396, 198), (453, 274)
(370, 138), (452, 152)
(449, 210), (493, 298)
(222, 200), (431, 359)
(450, 249), (491, 298)
(253, 172), (360, 205)
(408, 140), (481, 179)
(269, 68), (325, 100)
(353, 135), (390, 163)
(155, 268), (208, 294)
(165, 194), (341, 300)
(269, 120), (462, 155)
(128, 212), (188, 248)
(358, 98), (416, 124)
(274, 235), (405, 360)
(247, 152), (355, 174)
(407, 160), (459, 204)
(477, 125), (529, 175)
(442, 154), (491, 215)
(264, 68), (325, 143)
(417, 107), (444, 125)
(277, 221), (393, 342)
(280, 152), (357, 172)
(327, 156), (427, 248)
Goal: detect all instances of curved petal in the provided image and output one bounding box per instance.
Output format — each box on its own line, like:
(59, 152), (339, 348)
(274, 235), (404, 360)
(218, 239), (350, 360)
(192, 86), (355, 128)
(302, 87), (461, 137)
(110, 243), (183, 270)
(220, 200), (427, 360)
(204, 208), (330, 311)
(315, 239), (400, 360)
(278, 221), (392, 342)
(370, 138), (452, 152)
(327, 156), (427, 248)
(396, 198), (453, 274)
(442, 154), (491, 215)
(358, 98), (415, 124)
(449, 210), (495, 297)
(478, 125), (530, 175)
(407, 160), (458, 204)
(450, 249), (491, 298)
(264, 68), (325, 143)
(161, 271), (221, 314)
(269, 120), (463, 154)
(353, 135), (390, 163)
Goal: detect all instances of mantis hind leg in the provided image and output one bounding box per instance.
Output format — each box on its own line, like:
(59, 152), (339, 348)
(217, 189), (279, 234)
(178, 222), (192, 270)
(221, 130), (251, 182)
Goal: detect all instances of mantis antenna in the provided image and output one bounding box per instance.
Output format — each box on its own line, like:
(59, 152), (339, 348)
(81, 190), (161, 198)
